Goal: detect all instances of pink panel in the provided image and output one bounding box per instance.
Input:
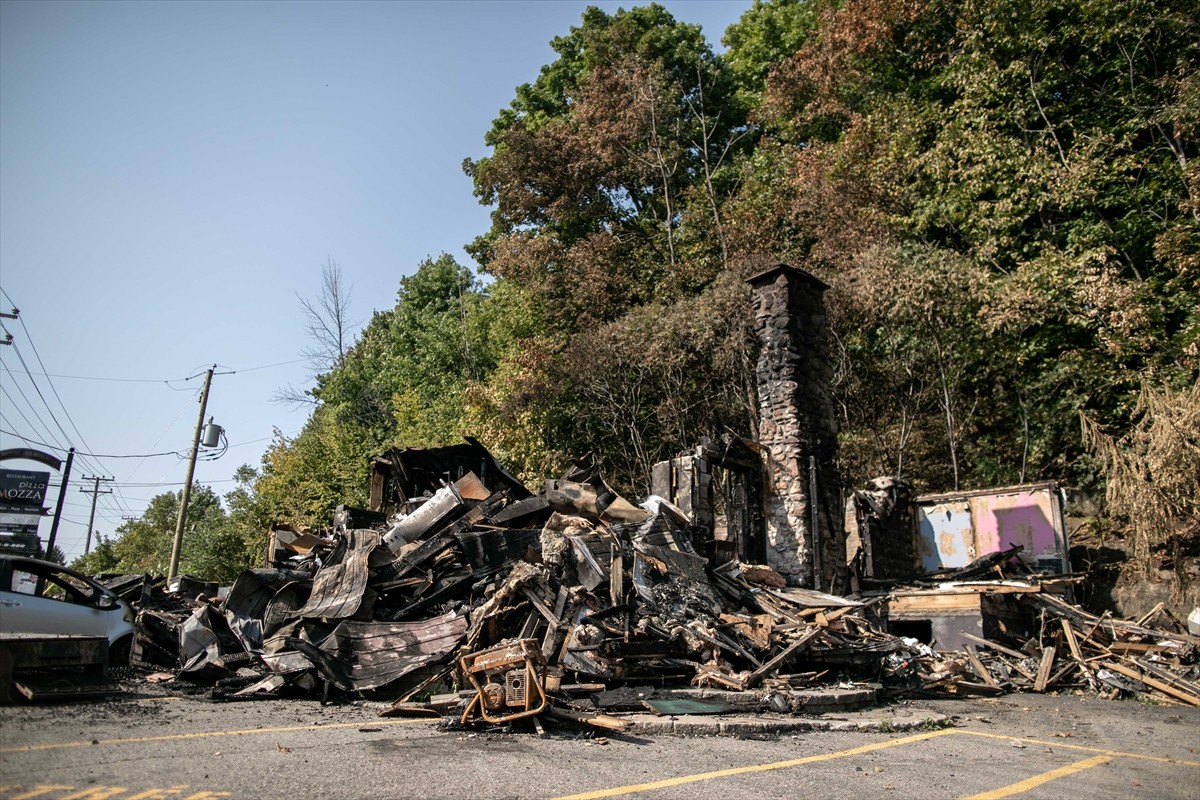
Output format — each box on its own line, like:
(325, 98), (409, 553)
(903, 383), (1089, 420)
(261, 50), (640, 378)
(969, 490), (1058, 563)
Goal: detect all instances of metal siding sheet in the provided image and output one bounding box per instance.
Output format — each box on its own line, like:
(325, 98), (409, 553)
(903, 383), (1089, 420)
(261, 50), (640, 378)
(316, 611), (468, 691)
(294, 530), (379, 620)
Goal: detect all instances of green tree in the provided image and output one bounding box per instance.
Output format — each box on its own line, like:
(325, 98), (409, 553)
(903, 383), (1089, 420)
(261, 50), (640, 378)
(732, 0), (1198, 491)
(722, 0), (819, 106)
(40, 544), (67, 566)
(69, 484), (246, 582)
(254, 255), (523, 522)
(466, 4), (748, 326)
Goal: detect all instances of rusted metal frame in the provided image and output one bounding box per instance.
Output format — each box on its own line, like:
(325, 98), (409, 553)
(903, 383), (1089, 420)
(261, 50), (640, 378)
(459, 639), (548, 724)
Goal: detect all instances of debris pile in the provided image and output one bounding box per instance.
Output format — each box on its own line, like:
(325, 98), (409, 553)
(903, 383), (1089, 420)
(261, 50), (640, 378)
(921, 594), (1200, 707)
(128, 445), (918, 723)
(119, 440), (1200, 724)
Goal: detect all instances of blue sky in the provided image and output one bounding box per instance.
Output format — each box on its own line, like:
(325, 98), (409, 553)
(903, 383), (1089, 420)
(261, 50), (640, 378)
(0, 0), (754, 564)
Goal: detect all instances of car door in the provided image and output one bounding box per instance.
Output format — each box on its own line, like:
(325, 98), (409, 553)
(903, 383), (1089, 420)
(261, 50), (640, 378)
(0, 560), (112, 639)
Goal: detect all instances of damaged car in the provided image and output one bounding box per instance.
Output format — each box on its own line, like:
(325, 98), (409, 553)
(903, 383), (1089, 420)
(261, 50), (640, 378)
(0, 555), (135, 664)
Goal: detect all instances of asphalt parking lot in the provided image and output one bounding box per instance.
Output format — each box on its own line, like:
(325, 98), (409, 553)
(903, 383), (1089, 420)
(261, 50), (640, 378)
(1, 691), (1197, 799)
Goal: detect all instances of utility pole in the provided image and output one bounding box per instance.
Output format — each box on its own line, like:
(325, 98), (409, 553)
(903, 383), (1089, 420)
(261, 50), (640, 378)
(168, 366), (214, 583)
(79, 475), (113, 555)
(0, 306), (16, 345)
(46, 447), (75, 557)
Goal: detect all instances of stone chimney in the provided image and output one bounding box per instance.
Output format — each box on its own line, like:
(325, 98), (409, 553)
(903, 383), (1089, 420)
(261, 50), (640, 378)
(747, 264), (843, 589)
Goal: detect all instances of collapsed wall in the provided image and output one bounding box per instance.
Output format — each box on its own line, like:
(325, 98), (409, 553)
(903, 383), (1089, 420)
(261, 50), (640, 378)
(747, 264), (844, 590)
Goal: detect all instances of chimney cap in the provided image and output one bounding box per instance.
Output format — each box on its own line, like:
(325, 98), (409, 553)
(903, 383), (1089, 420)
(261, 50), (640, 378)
(745, 262), (829, 290)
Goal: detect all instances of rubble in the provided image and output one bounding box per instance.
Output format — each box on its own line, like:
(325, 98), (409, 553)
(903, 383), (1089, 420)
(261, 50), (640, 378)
(936, 594), (1200, 706)
(109, 440), (1198, 730)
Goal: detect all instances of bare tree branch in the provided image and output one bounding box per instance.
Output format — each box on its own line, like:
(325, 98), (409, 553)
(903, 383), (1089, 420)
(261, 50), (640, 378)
(273, 258), (358, 408)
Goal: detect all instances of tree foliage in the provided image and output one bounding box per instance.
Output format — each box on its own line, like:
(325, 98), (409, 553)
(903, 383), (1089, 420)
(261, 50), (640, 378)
(466, 4), (750, 326)
(70, 470), (265, 584)
(1082, 382), (1200, 576)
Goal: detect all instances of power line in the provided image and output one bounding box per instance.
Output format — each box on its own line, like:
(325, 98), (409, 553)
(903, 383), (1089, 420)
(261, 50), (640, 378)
(4, 301), (146, 518)
(5, 299), (204, 520)
(2, 366), (196, 385)
(228, 358), (308, 374)
(57, 499), (127, 516)
(0, 338), (86, 455)
(0, 291), (288, 535)
(0, 428), (183, 459)
(0, 388), (67, 452)
(47, 479), (239, 488)
(1, 342), (134, 520)
(0, 363), (70, 450)
(0, 358), (310, 388)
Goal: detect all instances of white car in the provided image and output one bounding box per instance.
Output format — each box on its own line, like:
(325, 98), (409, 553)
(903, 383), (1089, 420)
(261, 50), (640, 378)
(0, 556), (135, 664)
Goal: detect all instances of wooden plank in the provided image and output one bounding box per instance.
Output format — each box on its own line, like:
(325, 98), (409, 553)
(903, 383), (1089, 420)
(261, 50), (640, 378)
(522, 587), (561, 626)
(553, 586), (569, 619)
(888, 593), (982, 614)
(1078, 611), (1110, 650)
(1102, 661), (1200, 707)
(546, 705), (631, 731)
(754, 593), (802, 624)
(954, 680), (1004, 696)
(1129, 657), (1200, 698)
(1045, 662), (1076, 689)
(557, 683), (607, 693)
(959, 631), (1030, 661)
(688, 628), (761, 668)
(517, 610), (540, 640)
(964, 645), (1000, 689)
(610, 545), (623, 607)
(555, 622), (576, 665)
(1034, 646), (1057, 692)
(1135, 602), (1165, 627)
(1061, 619), (1084, 662)
(1107, 642), (1171, 653)
(541, 622), (562, 663)
(1059, 620), (1099, 689)
(745, 626), (823, 689)
(821, 606), (855, 626)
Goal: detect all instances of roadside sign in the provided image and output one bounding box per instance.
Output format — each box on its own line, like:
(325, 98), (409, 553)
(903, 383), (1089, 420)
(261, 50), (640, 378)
(0, 469), (51, 507)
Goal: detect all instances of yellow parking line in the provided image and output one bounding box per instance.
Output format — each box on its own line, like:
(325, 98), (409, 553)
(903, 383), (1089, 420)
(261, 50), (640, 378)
(550, 729), (958, 800)
(962, 754), (1113, 799)
(0, 718), (427, 754)
(550, 727), (1200, 800)
(952, 730), (1200, 766)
